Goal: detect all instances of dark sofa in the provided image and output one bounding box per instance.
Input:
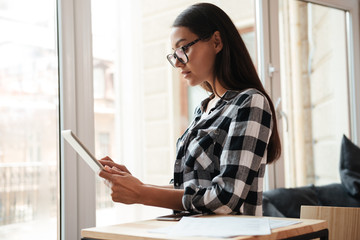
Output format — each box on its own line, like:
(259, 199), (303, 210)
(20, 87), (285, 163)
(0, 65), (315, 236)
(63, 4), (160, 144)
(263, 135), (360, 218)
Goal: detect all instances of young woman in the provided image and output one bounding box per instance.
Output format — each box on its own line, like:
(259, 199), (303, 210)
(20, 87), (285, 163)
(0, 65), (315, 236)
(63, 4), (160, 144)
(99, 3), (281, 216)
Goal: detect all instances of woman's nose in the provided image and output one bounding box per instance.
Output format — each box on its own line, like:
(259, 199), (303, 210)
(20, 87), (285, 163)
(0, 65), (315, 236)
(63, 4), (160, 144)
(174, 58), (185, 68)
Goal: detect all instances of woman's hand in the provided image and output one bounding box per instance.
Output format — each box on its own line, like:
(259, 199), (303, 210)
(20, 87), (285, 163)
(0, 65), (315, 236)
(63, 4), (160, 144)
(99, 165), (143, 204)
(99, 156), (131, 175)
(98, 156), (184, 211)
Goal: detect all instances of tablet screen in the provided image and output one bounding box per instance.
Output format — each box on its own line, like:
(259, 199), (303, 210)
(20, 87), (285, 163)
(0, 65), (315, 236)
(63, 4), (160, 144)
(62, 129), (104, 173)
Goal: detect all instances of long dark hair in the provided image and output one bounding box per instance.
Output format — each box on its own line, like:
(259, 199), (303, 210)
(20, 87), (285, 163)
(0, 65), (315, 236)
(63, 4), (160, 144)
(173, 3), (281, 163)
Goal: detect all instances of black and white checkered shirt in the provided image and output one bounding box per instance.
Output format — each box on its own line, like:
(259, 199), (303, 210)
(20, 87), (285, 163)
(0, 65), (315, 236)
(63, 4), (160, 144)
(173, 88), (273, 216)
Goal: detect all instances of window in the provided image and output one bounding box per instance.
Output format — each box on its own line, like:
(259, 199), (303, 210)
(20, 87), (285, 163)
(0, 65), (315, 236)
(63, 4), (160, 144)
(0, 0), (59, 239)
(276, 0), (353, 187)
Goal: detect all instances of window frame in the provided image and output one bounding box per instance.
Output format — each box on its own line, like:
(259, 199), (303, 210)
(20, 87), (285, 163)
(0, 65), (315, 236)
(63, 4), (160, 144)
(265, 0), (360, 189)
(57, 0), (96, 239)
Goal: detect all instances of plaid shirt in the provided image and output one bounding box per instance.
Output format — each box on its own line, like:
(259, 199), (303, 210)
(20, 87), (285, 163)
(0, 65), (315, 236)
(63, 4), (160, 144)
(173, 88), (273, 216)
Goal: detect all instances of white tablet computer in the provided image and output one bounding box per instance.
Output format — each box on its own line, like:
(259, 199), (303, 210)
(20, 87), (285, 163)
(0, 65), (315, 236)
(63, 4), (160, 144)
(62, 129), (104, 173)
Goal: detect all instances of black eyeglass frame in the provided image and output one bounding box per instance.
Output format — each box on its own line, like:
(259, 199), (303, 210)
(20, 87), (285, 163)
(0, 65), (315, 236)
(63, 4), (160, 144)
(166, 38), (201, 67)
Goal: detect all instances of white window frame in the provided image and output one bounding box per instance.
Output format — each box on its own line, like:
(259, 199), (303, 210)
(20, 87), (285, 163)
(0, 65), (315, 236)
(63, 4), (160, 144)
(264, 0), (360, 189)
(256, 0), (285, 190)
(57, 0), (96, 239)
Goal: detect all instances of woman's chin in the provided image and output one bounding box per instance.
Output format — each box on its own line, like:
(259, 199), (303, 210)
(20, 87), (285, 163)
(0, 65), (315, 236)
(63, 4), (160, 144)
(185, 78), (200, 87)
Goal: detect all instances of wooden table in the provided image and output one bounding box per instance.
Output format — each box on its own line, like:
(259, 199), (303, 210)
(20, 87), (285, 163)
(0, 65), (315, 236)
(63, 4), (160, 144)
(81, 215), (328, 240)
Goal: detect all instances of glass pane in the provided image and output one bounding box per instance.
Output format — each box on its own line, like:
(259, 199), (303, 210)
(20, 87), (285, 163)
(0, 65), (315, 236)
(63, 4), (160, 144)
(0, 0), (59, 239)
(278, 0), (350, 187)
(92, 0), (257, 225)
(92, 0), (173, 226)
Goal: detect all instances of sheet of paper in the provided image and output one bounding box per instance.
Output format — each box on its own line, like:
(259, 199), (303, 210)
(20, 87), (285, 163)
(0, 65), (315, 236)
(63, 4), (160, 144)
(269, 219), (302, 229)
(150, 216), (271, 238)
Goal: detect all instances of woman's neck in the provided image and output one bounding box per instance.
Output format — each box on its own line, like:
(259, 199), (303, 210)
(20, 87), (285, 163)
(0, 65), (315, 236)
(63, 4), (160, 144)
(208, 78), (227, 98)
(205, 85), (226, 114)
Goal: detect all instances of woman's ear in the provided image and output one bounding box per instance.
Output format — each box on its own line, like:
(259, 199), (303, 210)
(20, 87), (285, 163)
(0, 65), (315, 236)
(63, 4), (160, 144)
(213, 31), (223, 54)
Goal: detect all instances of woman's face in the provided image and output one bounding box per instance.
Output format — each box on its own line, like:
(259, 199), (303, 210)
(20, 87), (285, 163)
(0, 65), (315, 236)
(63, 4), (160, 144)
(169, 27), (219, 87)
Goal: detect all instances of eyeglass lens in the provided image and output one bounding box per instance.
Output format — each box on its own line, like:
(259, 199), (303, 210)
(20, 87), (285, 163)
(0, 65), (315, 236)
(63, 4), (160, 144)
(168, 48), (188, 67)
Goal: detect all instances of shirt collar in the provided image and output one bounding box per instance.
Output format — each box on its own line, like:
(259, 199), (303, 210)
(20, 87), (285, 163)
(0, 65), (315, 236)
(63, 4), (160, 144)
(221, 90), (240, 100)
(198, 90), (240, 113)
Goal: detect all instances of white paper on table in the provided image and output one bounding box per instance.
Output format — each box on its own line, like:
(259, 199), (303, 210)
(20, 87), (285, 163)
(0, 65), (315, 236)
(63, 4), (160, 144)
(269, 219), (302, 229)
(150, 216), (271, 238)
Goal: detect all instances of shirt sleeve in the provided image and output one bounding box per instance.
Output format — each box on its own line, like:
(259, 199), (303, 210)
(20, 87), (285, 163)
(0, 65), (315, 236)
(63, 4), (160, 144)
(182, 93), (273, 214)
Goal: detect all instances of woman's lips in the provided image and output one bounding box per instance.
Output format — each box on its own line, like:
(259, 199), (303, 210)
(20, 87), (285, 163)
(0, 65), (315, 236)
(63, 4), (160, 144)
(181, 70), (191, 78)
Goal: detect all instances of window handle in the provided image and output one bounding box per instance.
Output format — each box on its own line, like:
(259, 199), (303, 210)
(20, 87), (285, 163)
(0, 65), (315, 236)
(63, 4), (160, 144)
(275, 97), (289, 132)
(268, 63), (278, 77)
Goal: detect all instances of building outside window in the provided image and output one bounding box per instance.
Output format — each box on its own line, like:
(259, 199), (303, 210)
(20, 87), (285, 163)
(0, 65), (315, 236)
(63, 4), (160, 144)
(0, 0), (59, 239)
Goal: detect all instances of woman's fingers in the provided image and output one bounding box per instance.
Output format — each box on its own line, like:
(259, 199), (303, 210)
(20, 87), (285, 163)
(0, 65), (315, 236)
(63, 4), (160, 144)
(99, 160), (131, 175)
(99, 167), (115, 180)
(116, 165), (130, 174)
(99, 168), (120, 188)
(98, 167), (142, 204)
(100, 156), (113, 161)
(99, 159), (115, 167)
(101, 165), (126, 176)
(107, 166), (127, 175)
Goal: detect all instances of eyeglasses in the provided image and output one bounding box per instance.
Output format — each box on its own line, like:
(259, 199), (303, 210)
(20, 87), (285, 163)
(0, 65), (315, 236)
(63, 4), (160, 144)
(167, 38), (201, 67)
